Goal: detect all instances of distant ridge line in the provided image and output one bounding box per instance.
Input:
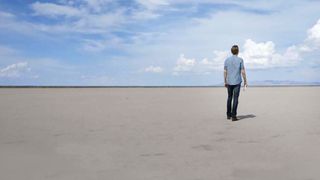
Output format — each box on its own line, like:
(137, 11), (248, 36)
(0, 85), (319, 88)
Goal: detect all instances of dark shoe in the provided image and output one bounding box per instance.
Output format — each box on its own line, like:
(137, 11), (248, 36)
(232, 117), (239, 121)
(227, 116), (231, 120)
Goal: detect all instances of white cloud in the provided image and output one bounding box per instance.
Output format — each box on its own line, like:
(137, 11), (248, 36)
(28, 2), (126, 34)
(31, 2), (82, 18)
(131, 9), (160, 20)
(137, 0), (169, 10)
(0, 11), (43, 35)
(81, 36), (123, 52)
(0, 62), (30, 78)
(145, 65), (163, 73)
(84, 0), (113, 13)
(307, 19), (320, 47)
(134, 0), (170, 20)
(172, 38), (305, 75)
(82, 39), (107, 52)
(240, 39), (303, 69)
(29, 0), (166, 34)
(173, 54), (196, 74)
(200, 50), (229, 69)
(173, 51), (228, 75)
(0, 11), (15, 19)
(241, 39), (276, 68)
(81, 11), (125, 29)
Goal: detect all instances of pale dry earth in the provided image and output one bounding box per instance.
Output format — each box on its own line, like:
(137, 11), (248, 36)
(0, 87), (320, 180)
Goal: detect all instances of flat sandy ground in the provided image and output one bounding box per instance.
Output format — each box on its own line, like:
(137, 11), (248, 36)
(1, 87), (320, 180)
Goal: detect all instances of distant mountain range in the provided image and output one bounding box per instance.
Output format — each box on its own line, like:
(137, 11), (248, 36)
(216, 80), (320, 86)
(248, 80), (320, 86)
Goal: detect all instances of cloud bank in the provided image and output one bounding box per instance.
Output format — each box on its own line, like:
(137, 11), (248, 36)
(173, 17), (320, 74)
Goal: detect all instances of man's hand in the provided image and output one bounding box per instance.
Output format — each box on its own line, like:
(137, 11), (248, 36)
(244, 81), (248, 88)
(241, 69), (247, 88)
(224, 69), (227, 88)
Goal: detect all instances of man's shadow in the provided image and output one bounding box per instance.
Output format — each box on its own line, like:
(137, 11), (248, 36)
(237, 114), (256, 121)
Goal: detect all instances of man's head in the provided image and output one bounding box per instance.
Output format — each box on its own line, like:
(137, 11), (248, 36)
(231, 45), (239, 55)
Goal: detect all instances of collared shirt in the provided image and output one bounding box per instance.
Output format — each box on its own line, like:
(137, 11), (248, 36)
(224, 55), (245, 85)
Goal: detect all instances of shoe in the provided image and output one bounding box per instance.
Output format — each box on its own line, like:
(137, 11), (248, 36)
(232, 117), (239, 121)
(227, 116), (231, 120)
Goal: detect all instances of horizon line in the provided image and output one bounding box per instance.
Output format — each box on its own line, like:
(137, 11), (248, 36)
(0, 85), (320, 88)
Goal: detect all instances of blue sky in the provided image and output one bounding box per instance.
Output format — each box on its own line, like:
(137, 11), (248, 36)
(0, 0), (320, 85)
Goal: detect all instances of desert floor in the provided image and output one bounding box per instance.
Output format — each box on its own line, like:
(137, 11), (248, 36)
(1, 87), (320, 180)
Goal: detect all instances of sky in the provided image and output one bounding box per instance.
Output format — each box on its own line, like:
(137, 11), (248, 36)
(0, 0), (320, 86)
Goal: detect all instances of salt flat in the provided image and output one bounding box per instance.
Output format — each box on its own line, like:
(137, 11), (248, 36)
(0, 87), (320, 180)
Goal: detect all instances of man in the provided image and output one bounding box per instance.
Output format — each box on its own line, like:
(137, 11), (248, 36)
(224, 45), (248, 121)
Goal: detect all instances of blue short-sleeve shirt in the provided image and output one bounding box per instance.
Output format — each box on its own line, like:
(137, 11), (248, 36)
(224, 55), (244, 85)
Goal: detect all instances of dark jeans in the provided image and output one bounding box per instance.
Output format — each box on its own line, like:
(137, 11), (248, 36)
(227, 84), (241, 117)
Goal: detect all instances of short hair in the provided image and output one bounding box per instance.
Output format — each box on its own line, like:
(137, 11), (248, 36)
(231, 45), (239, 55)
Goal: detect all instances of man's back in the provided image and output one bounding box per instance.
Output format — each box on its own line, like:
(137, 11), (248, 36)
(224, 45), (247, 121)
(224, 55), (244, 85)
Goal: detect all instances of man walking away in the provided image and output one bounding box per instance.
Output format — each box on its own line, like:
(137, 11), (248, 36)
(224, 45), (248, 121)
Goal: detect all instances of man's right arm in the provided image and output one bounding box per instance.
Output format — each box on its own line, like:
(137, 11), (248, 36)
(224, 60), (228, 88)
(224, 69), (228, 87)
